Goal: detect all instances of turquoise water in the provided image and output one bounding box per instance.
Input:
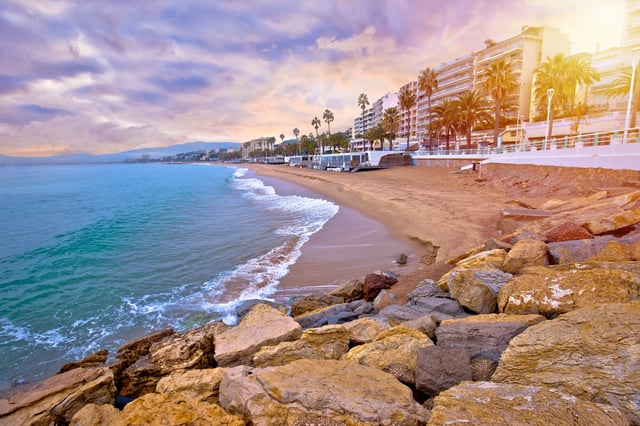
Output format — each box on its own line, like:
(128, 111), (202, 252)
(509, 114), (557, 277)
(0, 163), (338, 387)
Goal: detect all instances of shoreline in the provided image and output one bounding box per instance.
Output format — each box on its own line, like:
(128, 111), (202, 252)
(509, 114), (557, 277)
(249, 170), (425, 296)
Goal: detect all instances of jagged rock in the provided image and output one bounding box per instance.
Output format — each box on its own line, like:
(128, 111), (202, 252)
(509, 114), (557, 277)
(492, 302), (640, 424)
(497, 265), (640, 318)
(583, 207), (640, 235)
(588, 239), (640, 261)
(401, 314), (438, 340)
(376, 296), (467, 325)
(214, 304), (302, 367)
(70, 403), (120, 426)
(502, 238), (548, 274)
(341, 317), (390, 344)
(437, 249), (508, 291)
(289, 293), (344, 317)
(58, 349), (109, 373)
(415, 347), (472, 397)
(544, 221), (593, 242)
(117, 321), (227, 398)
(363, 272), (398, 301)
(396, 253), (408, 265)
(547, 234), (618, 263)
(218, 359), (429, 425)
(111, 391), (245, 426)
(408, 279), (450, 299)
(428, 381), (629, 426)
(448, 266), (513, 314)
(372, 288), (398, 312)
(342, 326), (433, 384)
(328, 278), (363, 301)
(0, 367), (116, 425)
(115, 329), (175, 366)
(435, 313), (545, 360)
(293, 300), (373, 329)
(519, 191), (640, 238)
(118, 355), (163, 397)
(235, 299), (288, 320)
(155, 368), (226, 403)
(151, 321), (226, 371)
(540, 190), (609, 212)
(253, 324), (349, 367)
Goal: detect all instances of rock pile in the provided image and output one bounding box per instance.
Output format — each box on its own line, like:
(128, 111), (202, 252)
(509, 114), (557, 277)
(1, 190), (639, 425)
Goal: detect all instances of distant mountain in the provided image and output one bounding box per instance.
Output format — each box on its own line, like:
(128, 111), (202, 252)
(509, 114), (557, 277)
(0, 141), (242, 165)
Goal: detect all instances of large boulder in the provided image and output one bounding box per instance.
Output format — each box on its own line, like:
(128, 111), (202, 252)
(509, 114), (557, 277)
(289, 293), (344, 317)
(328, 278), (363, 301)
(214, 304), (302, 367)
(498, 265), (640, 318)
(155, 368), (226, 403)
(428, 381), (628, 426)
(293, 300), (373, 329)
(437, 249), (508, 291)
(218, 359), (429, 425)
(253, 324), (350, 367)
(341, 317), (390, 344)
(501, 238), (548, 274)
(448, 266), (513, 314)
(376, 296), (467, 324)
(544, 221), (593, 242)
(547, 233), (640, 264)
(58, 349), (109, 373)
(435, 313), (545, 361)
(363, 272), (398, 301)
(118, 321), (227, 397)
(342, 326), (433, 384)
(415, 347), (472, 397)
(0, 367), (116, 425)
(111, 391), (245, 426)
(70, 403), (120, 426)
(492, 302), (640, 424)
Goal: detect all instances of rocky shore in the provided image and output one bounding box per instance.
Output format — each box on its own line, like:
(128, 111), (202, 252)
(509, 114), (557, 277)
(1, 169), (640, 425)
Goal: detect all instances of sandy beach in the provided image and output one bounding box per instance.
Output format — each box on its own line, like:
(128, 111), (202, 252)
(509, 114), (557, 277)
(246, 163), (516, 300)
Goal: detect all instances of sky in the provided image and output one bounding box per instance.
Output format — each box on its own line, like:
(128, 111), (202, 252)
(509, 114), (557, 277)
(0, 0), (627, 156)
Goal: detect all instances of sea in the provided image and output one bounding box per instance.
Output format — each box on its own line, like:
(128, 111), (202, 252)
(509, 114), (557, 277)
(0, 162), (339, 388)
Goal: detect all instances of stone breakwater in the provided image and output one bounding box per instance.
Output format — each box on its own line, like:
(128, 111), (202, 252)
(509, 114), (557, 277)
(1, 190), (640, 425)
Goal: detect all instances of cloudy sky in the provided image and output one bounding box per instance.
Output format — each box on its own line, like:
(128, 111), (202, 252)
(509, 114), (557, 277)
(0, 0), (626, 156)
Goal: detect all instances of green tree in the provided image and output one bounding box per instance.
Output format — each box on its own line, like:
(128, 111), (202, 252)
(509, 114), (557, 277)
(483, 58), (519, 145)
(357, 93), (370, 150)
(398, 87), (417, 150)
(418, 67), (438, 146)
(329, 132), (349, 152)
(299, 134), (316, 155)
(323, 109), (334, 134)
(431, 99), (459, 152)
(534, 53), (600, 140)
(311, 116), (321, 152)
(381, 107), (400, 150)
(279, 133), (285, 143)
(293, 128), (300, 140)
(606, 67), (640, 128)
(455, 90), (492, 151)
(365, 125), (384, 151)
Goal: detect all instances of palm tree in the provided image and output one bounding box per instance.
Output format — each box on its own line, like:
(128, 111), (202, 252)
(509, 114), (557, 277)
(606, 68), (640, 128)
(483, 58), (519, 146)
(323, 109), (334, 135)
(417, 67), (438, 147)
(311, 116), (321, 153)
(534, 53), (600, 140)
(454, 90), (492, 151)
(293, 128), (300, 140)
(381, 107), (401, 150)
(280, 133), (285, 143)
(431, 99), (459, 152)
(357, 93), (370, 150)
(398, 87), (417, 150)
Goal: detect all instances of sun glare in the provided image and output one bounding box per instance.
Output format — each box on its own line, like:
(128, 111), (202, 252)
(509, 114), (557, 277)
(565, 1), (626, 53)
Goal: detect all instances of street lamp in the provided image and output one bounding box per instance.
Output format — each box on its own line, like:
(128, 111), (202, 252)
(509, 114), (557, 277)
(623, 47), (640, 143)
(544, 88), (554, 149)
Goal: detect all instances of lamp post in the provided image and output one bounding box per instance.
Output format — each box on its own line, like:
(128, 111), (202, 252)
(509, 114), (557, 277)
(623, 48), (640, 143)
(544, 88), (554, 149)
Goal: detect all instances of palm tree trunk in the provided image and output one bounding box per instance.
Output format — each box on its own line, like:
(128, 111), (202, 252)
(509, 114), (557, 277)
(427, 97), (432, 148)
(406, 115), (411, 151)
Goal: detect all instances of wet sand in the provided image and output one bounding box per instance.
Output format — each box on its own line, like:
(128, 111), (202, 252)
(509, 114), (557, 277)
(246, 164), (514, 297)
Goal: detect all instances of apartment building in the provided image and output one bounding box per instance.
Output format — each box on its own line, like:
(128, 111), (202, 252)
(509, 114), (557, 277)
(242, 137), (274, 159)
(352, 92), (398, 150)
